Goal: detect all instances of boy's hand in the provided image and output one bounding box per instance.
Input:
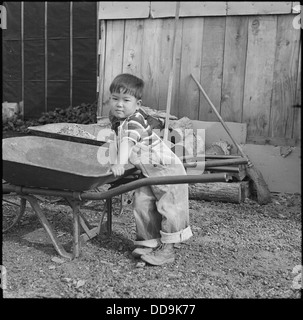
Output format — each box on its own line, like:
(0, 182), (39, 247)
(111, 164), (125, 177)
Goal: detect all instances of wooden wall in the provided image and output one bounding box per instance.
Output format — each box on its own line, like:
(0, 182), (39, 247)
(97, 2), (301, 146)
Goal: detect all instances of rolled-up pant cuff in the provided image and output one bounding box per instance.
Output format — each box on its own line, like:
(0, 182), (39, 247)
(160, 226), (193, 243)
(133, 238), (161, 248)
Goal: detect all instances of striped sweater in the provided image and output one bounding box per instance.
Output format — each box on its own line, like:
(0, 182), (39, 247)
(110, 108), (161, 147)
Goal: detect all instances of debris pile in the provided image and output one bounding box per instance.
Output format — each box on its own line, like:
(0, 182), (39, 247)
(2, 103), (97, 133)
(58, 124), (97, 140)
(206, 140), (232, 155)
(38, 103), (97, 125)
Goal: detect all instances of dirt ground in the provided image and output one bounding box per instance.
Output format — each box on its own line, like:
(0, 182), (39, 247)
(2, 131), (302, 300)
(2, 189), (301, 299)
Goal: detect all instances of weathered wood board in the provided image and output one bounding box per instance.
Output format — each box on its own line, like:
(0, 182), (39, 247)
(227, 2), (293, 15)
(242, 15), (277, 139)
(97, 20), (106, 117)
(102, 20), (125, 116)
(98, 1), (295, 20)
(242, 144), (301, 194)
(122, 19), (144, 76)
(150, 2), (227, 18)
(98, 1), (150, 20)
(199, 17), (226, 121)
(140, 18), (162, 109)
(221, 16), (248, 122)
(158, 18), (182, 116)
(269, 15), (301, 139)
(292, 41), (301, 143)
(178, 17), (204, 120)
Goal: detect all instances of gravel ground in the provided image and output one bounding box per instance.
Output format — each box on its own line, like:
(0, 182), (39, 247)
(2, 130), (302, 302)
(2, 191), (301, 299)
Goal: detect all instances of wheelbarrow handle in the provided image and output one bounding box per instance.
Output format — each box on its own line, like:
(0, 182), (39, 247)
(3, 173), (231, 201)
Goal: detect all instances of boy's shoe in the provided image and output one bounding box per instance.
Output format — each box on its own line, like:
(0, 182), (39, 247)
(141, 243), (175, 266)
(131, 247), (153, 258)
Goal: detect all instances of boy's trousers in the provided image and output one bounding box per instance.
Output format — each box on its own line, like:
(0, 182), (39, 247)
(130, 139), (193, 248)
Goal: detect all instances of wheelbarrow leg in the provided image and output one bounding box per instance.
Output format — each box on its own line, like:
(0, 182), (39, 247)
(23, 195), (73, 260)
(106, 198), (112, 236)
(72, 203), (81, 258)
(65, 198), (81, 259)
(96, 198), (112, 238)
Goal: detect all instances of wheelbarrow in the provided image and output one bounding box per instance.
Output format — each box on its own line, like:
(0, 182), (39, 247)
(2, 136), (240, 260)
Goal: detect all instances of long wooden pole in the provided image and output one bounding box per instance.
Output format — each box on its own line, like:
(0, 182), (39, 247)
(163, 1), (181, 143)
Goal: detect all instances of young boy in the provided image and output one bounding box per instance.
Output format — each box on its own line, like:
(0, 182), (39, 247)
(108, 73), (193, 266)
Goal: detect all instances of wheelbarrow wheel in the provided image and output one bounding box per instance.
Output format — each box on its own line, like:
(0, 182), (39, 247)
(2, 196), (27, 233)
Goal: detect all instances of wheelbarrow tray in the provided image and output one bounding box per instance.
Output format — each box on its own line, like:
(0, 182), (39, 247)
(2, 136), (133, 191)
(28, 123), (111, 146)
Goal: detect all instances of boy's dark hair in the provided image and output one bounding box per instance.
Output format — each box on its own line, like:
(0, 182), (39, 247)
(109, 73), (144, 100)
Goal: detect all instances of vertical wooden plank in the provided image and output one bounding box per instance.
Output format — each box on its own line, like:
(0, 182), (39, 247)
(171, 17), (183, 117)
(102, 20), (125, 116)
(21, 2), (24, 117)
(97, 20), (106, 117)
(221, 16), (248, 122)
(140, 18), (163, 109)
(97, 6), (100, 97)
(178, 17), (204, 120)
(157, 18), (174, 111)
(158, 17), (182, 115)
(243, 16), (277, 139)
(44, 2), (47, 113)
(292, 42), (301, 144)
(269, 15), (301, 139)
(70, 2), (73, 107)
(199, 17), (226, 121)
(122, 19), (144, 77)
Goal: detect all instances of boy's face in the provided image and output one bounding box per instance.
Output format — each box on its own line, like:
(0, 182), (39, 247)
(109, 92), (141, 119)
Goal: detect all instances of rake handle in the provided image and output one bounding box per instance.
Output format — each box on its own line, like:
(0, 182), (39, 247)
(190, 73), (247, 160)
